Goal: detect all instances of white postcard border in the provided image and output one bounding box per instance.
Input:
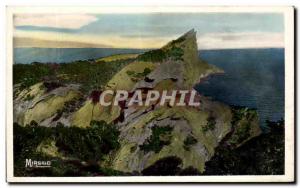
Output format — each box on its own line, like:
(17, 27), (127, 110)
(6, 6), (295, 183)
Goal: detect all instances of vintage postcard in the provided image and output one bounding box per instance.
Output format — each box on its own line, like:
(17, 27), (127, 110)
(6, 6), (294, 183)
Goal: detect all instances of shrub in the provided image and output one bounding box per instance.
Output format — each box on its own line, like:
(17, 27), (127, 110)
(13, 57), (132, 94)
(167, 47), (184, 61)
(137, 49), (167, 62)
(229, 107), (258, 145)
(140, 125), (173, 153)
(55, 120), (120, 161)
(13, 120), (121, 176)
(203, 116), (216, 132)
(24, 94), (34, 101)
(183, 135), (198, 151)
(203, 119), (284, 175)
(127, 68), (152, 79)
(126, 70), (135, 76)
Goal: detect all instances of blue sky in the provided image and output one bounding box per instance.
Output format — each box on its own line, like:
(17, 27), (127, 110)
(13, 13), (284, 49)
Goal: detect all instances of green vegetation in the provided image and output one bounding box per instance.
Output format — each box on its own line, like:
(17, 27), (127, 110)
(137, 49), (167, 62)
(126, 67), (152, 81)
(13, 58), (133, 93)
(170, 36), (186, 45)
(203, 119), (284, 175)
(231, 107), (257, 125)
(96, 54), (138, 62)
(55, 120), (120, 161)
(167, 46), (184, 61)
(230, 122), (251, 144)
(13, 30), (272, 176)
(183, 135), (198, 151)
(56, 59), (131, 92)
(140, 125), (173, 153)
(13, 120), (121, 176)
(105, 61), (156, 91)
(24, 94), (34, 101)
(229, 107), (258, 145)
(20, 89), (81, 126)
(202, 116), (216, 133)
(126, 70), (135, 76)
(13, 62), (55, 89)
(137, 47), (184, 62)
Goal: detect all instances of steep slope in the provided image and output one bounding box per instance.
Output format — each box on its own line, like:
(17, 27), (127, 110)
(104, 30), (261, 173)
(136, 29), (222, 89)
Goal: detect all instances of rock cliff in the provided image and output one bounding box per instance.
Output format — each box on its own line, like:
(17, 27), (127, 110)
(13, 29), (261, 175)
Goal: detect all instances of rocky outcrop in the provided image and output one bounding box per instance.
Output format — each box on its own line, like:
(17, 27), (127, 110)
(13, 29), (261, 174)
(108, 30), (261, 173)
(13, 82), (82, 127)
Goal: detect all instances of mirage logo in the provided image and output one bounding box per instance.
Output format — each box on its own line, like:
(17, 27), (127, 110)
(25, 159), (51, 168)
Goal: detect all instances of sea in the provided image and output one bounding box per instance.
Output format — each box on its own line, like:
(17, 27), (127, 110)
(14, 48), (284, 128)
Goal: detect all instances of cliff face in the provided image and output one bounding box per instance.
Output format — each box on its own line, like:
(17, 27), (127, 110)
(105, 30), (260, 173)
(135, 29), (223, 90)
(13, 29), (261, 175)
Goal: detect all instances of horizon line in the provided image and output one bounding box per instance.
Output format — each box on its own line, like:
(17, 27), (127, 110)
(13, 47), (284, 50)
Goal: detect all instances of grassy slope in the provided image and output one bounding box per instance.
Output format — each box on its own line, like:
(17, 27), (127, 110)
(13, 55), (133, 93)
(71, 60), (157, 127)
(106, 61), (156, 90)
(14, 53), (140, 128)
(96, 54), (139, 63)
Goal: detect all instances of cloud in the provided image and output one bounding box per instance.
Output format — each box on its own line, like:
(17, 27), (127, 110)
(198, 32), (284, 49)
(14, 14), (98, 29)
(13, 29), (172, 49)
(14, 29), (284, 49)
(14, 37), (112, 48)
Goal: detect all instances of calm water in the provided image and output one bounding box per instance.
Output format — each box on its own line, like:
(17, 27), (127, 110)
(14, 48), (146, 64)
(14, 48), (284, 127)
(196, 48), (284, 128)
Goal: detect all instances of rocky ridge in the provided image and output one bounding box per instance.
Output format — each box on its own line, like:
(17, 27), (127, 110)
(13, 29), (261, 174)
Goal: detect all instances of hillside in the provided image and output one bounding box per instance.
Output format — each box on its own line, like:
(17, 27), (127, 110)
(13, 29), (263, 176)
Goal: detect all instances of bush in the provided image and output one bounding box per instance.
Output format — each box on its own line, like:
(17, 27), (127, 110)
(126, 68), (152, 80)
(140, 125), (173, 153)
(13, 58), (132, 94)
(203, 119), (284, 175)
(13, 63), (54, 89)
(203, 116), (216, 132)
(137, 49), (167, 62)
(183, 135), (198, 151)
(166, 47), (184, 61)
(55, 120), (120, 161)
(229, 107), (258, 145)
(13, 120), (121, 176)
(137, 46), (184, 62)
